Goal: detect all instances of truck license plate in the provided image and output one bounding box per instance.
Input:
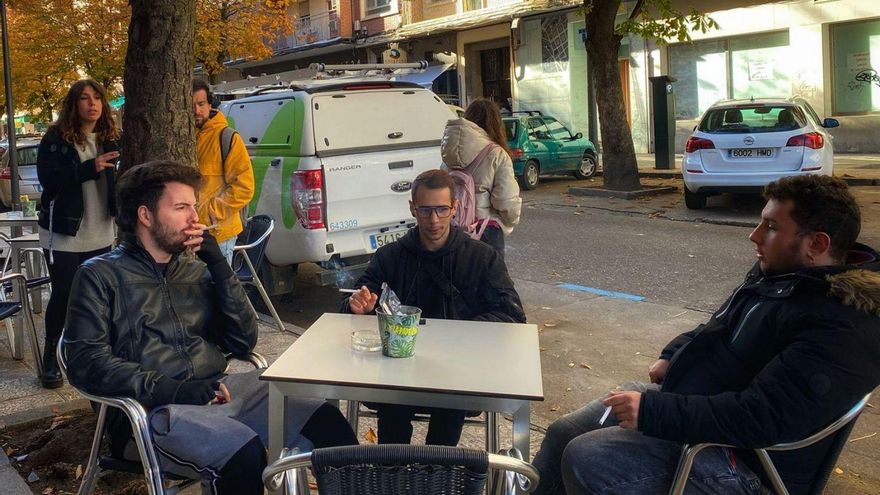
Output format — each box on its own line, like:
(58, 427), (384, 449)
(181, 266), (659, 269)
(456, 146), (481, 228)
(369, 230), (406, 250)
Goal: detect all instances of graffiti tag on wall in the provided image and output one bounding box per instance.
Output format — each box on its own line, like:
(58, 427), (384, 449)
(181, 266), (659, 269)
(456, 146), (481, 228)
(847, 69), (880, 92)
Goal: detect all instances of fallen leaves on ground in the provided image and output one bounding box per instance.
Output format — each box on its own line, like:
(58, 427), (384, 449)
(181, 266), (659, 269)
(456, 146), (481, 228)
(835, 467), (844, 475)
(364, 428), (378, 444)
(579, 362), (592, 369)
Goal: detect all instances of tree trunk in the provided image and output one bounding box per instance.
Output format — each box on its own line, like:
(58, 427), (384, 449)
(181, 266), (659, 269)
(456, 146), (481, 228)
(585, 0), (641, 191)
(121, 0), (196, 174)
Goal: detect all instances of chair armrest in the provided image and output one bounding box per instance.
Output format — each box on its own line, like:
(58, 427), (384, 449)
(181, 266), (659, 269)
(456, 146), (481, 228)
(226, 351), (269, 370)
(489, 448), (540, 494)
(262, 449), (313, 491)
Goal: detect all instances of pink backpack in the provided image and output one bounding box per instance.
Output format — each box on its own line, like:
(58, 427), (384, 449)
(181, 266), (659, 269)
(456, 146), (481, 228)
(449, 143), (498, 240)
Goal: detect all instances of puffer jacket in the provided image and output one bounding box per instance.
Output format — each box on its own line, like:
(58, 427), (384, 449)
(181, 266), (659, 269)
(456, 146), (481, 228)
(196, 109), (255, 243)
(640, 244), (880, 494)
(340, 227), (525, 322)
(441, 118), (522, 235)
(64, 235), (258, 405)
(36, 127), (119, 236)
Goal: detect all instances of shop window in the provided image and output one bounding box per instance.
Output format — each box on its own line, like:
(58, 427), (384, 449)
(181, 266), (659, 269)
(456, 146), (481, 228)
(669, 31), (790, 120)
(542, 15), (569, 73)
(831, 19), (880, 115)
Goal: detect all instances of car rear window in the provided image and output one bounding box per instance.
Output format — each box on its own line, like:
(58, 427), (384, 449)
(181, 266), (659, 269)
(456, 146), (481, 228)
(698, 105), (806, 134)
(503, 120), (518, 142)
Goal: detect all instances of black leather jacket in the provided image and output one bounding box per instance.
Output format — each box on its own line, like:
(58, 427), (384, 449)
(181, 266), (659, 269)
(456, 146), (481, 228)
(64, 237), (258, 406)
(36, 127), (119, 236)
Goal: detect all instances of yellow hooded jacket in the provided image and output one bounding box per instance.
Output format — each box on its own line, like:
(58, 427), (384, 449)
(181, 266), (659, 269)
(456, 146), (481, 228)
(196, 110), (255, 243)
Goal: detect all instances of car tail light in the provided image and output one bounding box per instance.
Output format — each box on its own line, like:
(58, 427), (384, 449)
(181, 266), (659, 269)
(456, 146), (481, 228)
(685, 137), (715, 153)
(509, 148), (523, 159)
(291, 169), (325, 229)
(786, 132), (824, 150)
(0, 167), (10, 180)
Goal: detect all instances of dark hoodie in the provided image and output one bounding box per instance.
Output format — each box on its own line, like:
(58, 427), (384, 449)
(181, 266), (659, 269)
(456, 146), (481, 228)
(340, 227), (525, 322)
(640, 244), (880, 494)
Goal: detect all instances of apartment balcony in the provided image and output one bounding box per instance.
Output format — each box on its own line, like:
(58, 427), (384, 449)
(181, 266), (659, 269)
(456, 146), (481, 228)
(273, 10), (341, 51)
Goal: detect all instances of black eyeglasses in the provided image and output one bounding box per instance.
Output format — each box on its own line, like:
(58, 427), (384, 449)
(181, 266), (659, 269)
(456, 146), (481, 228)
(414, 205), (453, 218)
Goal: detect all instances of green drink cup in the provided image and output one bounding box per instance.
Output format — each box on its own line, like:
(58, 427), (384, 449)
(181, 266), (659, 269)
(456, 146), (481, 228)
(376, 305), (422, 358)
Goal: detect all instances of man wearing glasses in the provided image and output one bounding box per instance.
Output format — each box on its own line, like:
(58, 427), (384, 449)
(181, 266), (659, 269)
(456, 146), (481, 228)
(341, 168), (526, 446)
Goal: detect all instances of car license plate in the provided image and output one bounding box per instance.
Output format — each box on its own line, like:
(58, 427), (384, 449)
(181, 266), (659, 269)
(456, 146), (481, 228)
(369, 230), (406, 250)
(730, 148), (772, 158)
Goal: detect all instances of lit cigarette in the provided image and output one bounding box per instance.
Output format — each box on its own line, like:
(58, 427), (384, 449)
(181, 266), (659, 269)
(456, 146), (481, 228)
(338, 288), (359, 293)
(598, 405), (612, 425)
(202, 223), (219, 231)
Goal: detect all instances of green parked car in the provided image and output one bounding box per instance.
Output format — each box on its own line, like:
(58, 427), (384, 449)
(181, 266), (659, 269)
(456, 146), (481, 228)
(503, 112), (598, 190)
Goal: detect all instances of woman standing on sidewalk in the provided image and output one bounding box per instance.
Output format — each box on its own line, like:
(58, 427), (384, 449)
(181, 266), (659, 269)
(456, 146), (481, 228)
(36, 79), (120, 389)
(440, 98), (522, 258)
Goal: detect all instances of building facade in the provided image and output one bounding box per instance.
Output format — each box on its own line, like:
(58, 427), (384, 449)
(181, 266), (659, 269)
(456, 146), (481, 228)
(210, 0), (880, 154)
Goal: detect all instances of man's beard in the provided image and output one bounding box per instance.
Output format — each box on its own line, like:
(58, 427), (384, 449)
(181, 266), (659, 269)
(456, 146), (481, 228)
(150, 219), (187, 255)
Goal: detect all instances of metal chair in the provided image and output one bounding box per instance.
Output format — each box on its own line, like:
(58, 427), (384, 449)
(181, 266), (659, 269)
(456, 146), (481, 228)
(668, 393), (872, 495)
(263, 444), (540, 495)
(0, 272), (42, 375)
(233, 214), (285, 331)
(57, 334), (269, 495)
(346, 402), (501, 453)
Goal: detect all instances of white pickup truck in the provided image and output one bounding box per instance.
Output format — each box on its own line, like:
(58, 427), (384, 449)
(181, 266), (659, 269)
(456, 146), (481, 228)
(219, 79), (454, 292)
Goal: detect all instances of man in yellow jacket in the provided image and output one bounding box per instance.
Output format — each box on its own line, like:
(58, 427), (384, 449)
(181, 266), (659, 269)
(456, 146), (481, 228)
(193, 80), (255, 264)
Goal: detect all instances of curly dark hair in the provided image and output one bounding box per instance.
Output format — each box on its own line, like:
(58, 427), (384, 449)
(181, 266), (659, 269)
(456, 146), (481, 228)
(763, 175), (861, 262)
(463, 98), (509, 153)
(116, 161), (202, 234)
(411, 169), (455, 202)
(51, 79), (120, 146)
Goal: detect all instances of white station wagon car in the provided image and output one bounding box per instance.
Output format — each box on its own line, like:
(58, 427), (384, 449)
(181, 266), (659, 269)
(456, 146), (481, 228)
(681, 97), (839, 209)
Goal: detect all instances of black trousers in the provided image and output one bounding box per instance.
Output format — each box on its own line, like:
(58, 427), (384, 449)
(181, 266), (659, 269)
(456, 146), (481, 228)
(479, 225), (505, 262)
(43, 246), (111, 342)
(375, 404), (467, 446)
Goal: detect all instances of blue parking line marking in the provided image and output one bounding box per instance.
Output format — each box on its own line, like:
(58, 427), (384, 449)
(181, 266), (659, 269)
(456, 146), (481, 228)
(556, 283), (645, 302)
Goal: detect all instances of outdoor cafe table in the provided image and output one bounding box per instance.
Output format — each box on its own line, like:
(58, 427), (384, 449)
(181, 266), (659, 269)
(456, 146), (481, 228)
(0, 211), (39, 229)
(261, 312), (544, 461)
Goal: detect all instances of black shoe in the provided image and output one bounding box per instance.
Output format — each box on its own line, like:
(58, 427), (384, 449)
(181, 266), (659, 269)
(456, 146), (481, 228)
(40, 341), (63, 389)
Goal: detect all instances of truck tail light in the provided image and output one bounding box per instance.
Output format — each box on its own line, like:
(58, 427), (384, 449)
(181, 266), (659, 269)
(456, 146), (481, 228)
(509, 148), (523, 159)
(786, 132), (824, 150)
(685, 137), (715, 153)
(291, 169), (326, 229)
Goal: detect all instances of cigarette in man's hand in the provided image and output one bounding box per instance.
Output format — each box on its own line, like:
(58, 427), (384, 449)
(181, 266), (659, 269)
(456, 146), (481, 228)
(598, 405), (612, 425)
(201, 223), (219, 231)
(338, 288), (359, 293)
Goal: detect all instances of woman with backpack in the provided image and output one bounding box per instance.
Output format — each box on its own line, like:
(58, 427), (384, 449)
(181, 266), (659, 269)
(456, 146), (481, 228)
(35, 79), (120, 389)
(440, 98), (522, 258)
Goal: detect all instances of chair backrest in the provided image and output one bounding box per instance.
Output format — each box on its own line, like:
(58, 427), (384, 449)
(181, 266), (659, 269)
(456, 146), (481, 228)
(234, 214), (274, 279)
(765, 393), (871, 495)
(263, 445), (540, 495)
(313, 445), (489, 495)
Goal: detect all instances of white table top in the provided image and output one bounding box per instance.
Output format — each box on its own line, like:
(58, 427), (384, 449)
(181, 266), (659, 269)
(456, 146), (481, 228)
(262, 313), (544, 402)
(6, 232), (39, 243)
(0, 212), (38, 225)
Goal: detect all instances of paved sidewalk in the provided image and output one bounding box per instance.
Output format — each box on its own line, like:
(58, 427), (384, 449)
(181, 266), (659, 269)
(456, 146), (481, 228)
(620, 153), (880, 185)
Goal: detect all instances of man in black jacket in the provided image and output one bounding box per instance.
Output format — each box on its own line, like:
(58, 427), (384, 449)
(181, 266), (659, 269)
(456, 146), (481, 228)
(532, 175), (880, 495)
(65, 161), (356, 495)
(341, 169), (526, 445)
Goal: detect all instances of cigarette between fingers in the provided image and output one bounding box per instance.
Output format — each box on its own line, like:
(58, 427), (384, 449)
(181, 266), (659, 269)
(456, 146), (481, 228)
(598, 405), (612, 425)
(201, 224), (219, 231)
(338, 288), (359, 293)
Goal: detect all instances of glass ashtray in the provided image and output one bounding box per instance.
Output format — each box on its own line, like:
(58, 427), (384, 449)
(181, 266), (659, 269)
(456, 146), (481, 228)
(351, 330), (381, 352)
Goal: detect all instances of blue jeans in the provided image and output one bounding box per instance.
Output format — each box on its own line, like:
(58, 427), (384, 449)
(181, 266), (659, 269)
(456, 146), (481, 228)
(218, 237), (236, 266)
(532, 382), (766, 495)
